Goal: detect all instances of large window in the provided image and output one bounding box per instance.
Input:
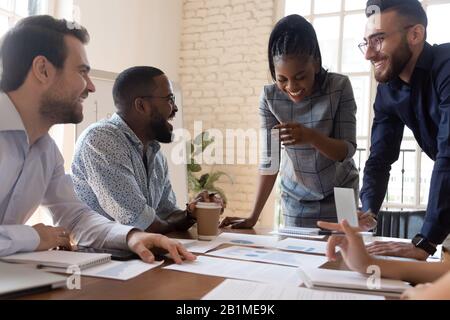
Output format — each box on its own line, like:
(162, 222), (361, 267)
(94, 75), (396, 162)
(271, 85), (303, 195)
(284, 0), (450, 210)
(0, 0), (48, 36)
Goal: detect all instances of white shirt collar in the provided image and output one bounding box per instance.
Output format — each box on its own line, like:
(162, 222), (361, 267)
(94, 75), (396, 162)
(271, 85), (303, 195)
(0, 92), (27, 133)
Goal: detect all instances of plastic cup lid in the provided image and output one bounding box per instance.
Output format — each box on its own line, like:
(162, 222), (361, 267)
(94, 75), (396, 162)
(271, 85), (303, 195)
(196, 202), (222, 209)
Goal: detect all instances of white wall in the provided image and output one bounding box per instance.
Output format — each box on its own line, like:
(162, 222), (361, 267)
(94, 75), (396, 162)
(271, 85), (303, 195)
(179, 0), (277, 227)
(73, 0), (182, 81)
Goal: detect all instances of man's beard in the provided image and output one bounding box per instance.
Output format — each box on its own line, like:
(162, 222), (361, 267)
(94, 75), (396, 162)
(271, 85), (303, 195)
(374, 38), (412, 83)
(39, 90), (84, 124)
(150, 111), (173, 144)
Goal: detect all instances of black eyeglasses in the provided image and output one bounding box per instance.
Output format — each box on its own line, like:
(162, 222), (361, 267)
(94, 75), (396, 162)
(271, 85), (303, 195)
(358, 25), (414, 55)
(139, 93), (176, 105)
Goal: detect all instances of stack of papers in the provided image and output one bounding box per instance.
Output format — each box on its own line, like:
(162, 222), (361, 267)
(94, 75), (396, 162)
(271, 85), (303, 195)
(203, 279), (385, 300)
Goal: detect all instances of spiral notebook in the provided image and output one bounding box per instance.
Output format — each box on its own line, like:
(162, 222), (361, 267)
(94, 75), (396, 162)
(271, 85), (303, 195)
(1, 251), (111, 270)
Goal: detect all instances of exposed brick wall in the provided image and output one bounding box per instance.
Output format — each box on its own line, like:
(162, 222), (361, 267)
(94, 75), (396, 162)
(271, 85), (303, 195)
(180, 0), (277, 226)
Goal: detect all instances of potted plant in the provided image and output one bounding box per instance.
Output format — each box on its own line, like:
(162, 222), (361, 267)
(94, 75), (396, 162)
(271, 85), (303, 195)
(187, 132), (233, 204)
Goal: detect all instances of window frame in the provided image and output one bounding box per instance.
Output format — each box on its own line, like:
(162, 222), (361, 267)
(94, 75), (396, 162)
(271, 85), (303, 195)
(0, 0), (50, 27)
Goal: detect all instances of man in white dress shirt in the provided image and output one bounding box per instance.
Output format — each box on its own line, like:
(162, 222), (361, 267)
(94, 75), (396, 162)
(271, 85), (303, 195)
(0, 15), (195, 264)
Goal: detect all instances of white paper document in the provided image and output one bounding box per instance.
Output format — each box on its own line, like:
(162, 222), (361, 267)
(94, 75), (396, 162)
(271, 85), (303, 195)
(59, 260), (164, 281)
(334, 187), (358, 227)
(164, 256), (302, 285)
(217, 232), (279, 248)
(428, 245), (443, 262)
(174, 239), (220, 254)
(297, 267), (411, 295)
(207, 246), (327, 268)
(82, 260), (163, 280)
(174, 238), (225, 254)
(202, 279), (385, 300)
(174, 233), (279, 254)
(276, 238), (330, 255)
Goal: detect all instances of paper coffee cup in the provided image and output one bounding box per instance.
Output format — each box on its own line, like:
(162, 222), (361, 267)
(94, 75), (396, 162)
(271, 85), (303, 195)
(195, 202), (222, 241)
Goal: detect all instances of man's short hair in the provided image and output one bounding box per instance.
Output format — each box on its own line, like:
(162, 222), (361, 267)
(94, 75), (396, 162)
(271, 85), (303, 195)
(366, 0), (428, 29)
(0, 15), (90, 92)
(113, 66), (165, 113)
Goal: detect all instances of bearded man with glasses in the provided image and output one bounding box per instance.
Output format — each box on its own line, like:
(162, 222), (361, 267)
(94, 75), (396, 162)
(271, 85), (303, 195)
(71, 66), (224, 234)
(319, 0), (450, 262)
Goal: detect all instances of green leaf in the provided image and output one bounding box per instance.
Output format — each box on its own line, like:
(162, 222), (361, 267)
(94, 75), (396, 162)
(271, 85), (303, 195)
(188, 142), (195, 156)
(187, 163), (202, 173)
(201, 137), (214, 152)
(186, 135), (233, 204)
(199, 174), (210, 187)
(187, 172), (202, 192)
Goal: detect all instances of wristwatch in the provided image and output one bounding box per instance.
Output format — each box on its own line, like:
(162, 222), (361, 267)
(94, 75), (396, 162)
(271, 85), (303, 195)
(412, 234), (437, 255)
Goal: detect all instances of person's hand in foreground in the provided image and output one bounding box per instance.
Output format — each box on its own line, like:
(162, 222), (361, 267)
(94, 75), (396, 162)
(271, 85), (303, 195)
(318, 210), (377, 233)
(317, 219), (374, 274)
(319, 212), (429, 260)
(127, 231), (196, 264)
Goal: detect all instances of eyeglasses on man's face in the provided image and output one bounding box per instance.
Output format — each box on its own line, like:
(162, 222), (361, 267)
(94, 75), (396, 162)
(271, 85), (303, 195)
(358, 25), (414, 55)
(139, 93), (176, 105)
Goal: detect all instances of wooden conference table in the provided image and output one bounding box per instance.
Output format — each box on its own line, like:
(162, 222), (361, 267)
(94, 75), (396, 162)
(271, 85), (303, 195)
(23, 227), (348, 300)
